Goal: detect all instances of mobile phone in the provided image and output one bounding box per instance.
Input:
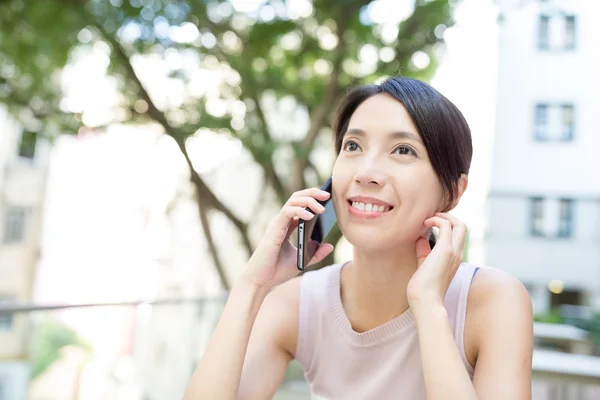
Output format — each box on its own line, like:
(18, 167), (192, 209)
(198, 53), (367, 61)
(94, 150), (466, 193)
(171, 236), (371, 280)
(297, 177), (337, 271)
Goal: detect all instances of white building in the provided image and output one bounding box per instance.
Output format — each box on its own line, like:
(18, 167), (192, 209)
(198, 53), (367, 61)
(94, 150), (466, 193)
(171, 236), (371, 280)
(486, 0), (600, 314)
(0, 107), (50, 399)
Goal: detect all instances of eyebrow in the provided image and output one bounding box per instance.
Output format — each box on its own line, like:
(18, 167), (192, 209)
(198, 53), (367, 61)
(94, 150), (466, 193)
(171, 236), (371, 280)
(344, 128), (423, 144)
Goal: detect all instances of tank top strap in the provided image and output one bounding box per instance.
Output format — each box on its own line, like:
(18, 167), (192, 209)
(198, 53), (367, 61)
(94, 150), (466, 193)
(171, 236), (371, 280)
(444, 262), (479, 377)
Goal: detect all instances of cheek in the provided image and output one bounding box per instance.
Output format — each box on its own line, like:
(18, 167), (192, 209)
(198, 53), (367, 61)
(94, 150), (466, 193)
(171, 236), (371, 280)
(397, 171), (443, 223)
(331, 159), (348, 211)
(332, 157), (353, 190)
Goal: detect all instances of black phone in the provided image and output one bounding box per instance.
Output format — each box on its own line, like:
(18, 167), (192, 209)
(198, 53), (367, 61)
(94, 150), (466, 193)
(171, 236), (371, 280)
(297, 177), (337, 271)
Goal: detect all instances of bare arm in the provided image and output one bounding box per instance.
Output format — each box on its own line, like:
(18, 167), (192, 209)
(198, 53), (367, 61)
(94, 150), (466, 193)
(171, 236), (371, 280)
(469, 268), (533, 399)
(238, 278), (301, 399)
(414, 267), (533, 400)
(184, 278), (300, 400)
(183, 279), (271, 400)
(414, 301), (478, 400)
(183, 187), (333, 400)
(410, 213), (533, 399)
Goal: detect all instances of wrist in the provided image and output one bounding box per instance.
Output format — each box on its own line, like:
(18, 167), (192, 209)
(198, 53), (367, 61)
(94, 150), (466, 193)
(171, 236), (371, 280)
(410, 296), (447, 320)
(235, 272), (272, 299)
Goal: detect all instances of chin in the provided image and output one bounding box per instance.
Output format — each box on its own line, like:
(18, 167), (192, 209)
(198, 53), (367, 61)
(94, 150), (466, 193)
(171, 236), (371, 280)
(342, 226), (421, 252)
(342, 228), (406, 253)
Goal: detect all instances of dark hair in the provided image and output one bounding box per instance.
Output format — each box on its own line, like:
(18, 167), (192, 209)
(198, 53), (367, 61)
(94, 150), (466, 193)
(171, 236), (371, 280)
(332, 76), (473, 211)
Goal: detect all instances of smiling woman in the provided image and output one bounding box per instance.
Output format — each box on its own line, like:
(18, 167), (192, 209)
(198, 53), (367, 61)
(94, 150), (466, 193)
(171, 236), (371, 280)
(332, 78), (472, 213)
(183, 76), (533, 400)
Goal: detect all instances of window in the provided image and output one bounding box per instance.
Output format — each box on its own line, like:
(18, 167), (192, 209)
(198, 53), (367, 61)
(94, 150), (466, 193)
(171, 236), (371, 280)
(561, 104), (574, 140)
(534, 104), (548, 140)
(530, 198), (544, 236)
(558, 199), (573, 237)
(565, 16), (576, 50)
(18, 130), (37, 160)
(550, 289), (583, 309)
(538, 14), (577, 51)
(530, 198), (574, 238)
(534, 103), (575, 141)
(3, 207), (27, 244)
(0, 296), (16, 331)
(538, 15), (550, 50)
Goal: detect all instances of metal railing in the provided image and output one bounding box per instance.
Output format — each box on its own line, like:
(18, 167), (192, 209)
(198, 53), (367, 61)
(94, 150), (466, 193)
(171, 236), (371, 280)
(1, 299), (600, 400)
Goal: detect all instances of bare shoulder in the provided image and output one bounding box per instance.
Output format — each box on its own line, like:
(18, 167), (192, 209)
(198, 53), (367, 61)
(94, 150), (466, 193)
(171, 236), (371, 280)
(469, 265), (531, 305)
(464, 266), (533, 366)
(257, 276), (303, 355)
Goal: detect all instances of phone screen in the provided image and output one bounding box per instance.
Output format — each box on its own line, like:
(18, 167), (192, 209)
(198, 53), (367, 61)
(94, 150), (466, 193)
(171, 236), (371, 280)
(297, 177), (337, 270)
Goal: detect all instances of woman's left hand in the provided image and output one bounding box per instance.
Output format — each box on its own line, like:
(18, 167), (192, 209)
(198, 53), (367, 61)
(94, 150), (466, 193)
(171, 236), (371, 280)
(407, 212), (467, 311)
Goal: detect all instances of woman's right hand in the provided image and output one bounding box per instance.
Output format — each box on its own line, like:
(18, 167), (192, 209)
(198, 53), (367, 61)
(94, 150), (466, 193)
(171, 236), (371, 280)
(240, 187), (335, 291)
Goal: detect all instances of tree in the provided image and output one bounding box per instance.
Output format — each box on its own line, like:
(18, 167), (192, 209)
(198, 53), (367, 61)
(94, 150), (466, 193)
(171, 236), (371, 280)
(0, 0), (457, 290)
(30, 317), (92, 379)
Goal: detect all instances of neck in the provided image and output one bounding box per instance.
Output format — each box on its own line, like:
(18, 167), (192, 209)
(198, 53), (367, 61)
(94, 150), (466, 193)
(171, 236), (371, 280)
(340, 244), (419, 332)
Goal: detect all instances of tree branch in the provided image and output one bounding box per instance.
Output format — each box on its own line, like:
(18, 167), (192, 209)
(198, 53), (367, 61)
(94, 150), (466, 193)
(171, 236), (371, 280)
(198, 198), (231, 291)
(177, 140), (254, 258)
(248, 92), (288, 203)
(199, 16), (290, 204)
(306, 156), (325, 187)
(291, 6), (353, 190)
(91, 19), (255, 261)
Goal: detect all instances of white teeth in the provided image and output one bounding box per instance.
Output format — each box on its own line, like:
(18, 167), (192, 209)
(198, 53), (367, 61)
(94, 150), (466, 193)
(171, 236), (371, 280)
(351, 202), (389, 213)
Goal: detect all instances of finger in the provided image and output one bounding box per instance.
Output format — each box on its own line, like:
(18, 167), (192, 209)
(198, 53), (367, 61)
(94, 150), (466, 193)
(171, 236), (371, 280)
(307, 239), (320, 256)
(285, 216), (300, 240)
(415, 236), (431, 267)
(435, 212), (467, 254)
(424, 216), (452, 250)
(287, 196), (326, 216)
(307, 243), (334, 267)
(270, 206), (315, 245)
(290, 188), (331, 202)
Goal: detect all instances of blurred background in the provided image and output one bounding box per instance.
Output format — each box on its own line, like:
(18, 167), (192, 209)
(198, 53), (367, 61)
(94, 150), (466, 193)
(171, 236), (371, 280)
(0, 0), (599, 399)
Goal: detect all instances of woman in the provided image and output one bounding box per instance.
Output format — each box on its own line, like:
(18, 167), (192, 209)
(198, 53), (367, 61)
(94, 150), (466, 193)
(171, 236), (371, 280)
(184, 77), (533, 399)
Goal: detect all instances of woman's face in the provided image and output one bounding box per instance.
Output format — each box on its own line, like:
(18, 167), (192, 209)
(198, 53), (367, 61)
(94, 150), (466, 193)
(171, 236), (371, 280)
(332, 93), (446, 252)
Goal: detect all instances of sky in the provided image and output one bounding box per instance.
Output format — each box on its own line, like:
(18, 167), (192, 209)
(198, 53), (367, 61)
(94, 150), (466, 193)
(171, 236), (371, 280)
(35, 0), (499, 346)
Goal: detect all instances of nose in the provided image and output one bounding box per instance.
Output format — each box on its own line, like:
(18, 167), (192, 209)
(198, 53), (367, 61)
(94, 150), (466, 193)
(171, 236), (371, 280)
(353, 155), (386, 186)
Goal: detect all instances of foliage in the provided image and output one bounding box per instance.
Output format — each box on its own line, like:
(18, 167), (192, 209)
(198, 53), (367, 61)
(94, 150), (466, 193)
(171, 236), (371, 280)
(588, 312), (600, 355)
(30, 317), (92, 379)
(0, 0), (458, 289)
(533, 309), (564, 324)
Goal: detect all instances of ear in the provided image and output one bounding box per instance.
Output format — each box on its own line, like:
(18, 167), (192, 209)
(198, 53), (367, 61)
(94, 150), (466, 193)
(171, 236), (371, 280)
(446, 174), (469, 212)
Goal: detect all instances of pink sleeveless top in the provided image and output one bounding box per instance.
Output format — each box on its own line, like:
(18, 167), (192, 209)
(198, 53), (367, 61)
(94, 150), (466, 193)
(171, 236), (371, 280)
(295, 262), (477, 399)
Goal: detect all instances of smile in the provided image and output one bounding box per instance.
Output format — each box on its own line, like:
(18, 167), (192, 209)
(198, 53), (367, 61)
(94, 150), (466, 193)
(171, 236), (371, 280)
(350, 201), (390, 213)
(346, 197), (394, 219)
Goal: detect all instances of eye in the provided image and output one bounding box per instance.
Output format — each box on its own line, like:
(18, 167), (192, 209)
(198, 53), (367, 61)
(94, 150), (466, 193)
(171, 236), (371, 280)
(342, 140), (361, 152)
(393, 145), (416, 156)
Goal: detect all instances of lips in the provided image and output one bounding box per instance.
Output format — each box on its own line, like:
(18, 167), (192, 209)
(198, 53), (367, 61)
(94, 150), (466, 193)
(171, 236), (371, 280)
(346, 196), (394, 216)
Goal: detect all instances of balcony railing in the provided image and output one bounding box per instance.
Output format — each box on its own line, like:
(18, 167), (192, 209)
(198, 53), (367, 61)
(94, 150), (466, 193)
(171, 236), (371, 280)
(1, 299), (600, 399)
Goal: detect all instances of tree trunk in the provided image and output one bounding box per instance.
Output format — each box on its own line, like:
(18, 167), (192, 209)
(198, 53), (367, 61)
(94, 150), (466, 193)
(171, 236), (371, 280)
(197, 199), (231, 291)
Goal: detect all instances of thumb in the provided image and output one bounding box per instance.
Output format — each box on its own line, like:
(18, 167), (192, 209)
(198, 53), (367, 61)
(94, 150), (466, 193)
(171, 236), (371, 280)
(415, 236), (431, 267)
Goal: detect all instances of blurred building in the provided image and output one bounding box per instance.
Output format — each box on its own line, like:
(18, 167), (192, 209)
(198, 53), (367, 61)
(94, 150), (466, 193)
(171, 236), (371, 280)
(132, 134), (266, 400)
(486, 0), (600, 314)
(0, 107), (50, 399)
